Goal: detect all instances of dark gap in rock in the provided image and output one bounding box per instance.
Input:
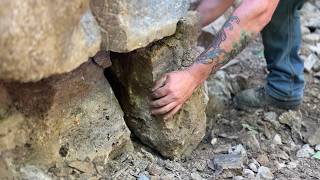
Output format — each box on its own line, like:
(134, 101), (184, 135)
(104, 53), (140, 142)
(307, 26), (317, 33)
(59, 144), (69, 157)
(104, 52), (127, 105)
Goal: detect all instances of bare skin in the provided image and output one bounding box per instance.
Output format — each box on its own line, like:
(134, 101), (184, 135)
(151, 0), (280, 120)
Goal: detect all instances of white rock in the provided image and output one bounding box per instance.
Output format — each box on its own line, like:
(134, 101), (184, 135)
(296, 144), (315, 158)
(251, 159), (261, 167)
(249, 163), (258, 173)
(211, 138), (218, 146)
(272, 134), (282, 145)
(264, 112), (277, 122)
(228, 144), (247, 156)
(243, 169), (255, 178)
(287, 161), (298, 169)
(303, 33), (320, 44)
(191, 172), (203, 180)
(315, 144), (320, 151)
(275, 161), (286, 170)
(304, 54), (319, 72)
(233, 176), (244, 180)
(257, 166), (274, 180)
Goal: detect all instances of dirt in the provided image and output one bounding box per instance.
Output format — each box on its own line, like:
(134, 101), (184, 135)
(68, 36), (318, 179)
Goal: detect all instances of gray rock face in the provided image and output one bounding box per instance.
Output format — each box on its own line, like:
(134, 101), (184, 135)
(256, 166), (273, 180)
(211, 154), (244, 170)
(308, 128), (320, 146)
(0, 1), (101, 82)
(206, 71), (247, 117)
(0, 61), (132, 177)
(90, 0), (189, 52)
(110, 12), (208, 158)
(296, 144), (315, 158)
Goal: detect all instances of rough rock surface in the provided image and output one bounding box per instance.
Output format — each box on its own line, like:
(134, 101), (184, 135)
(90, 0), (189, 52)
(109, 12), (208, 158)
(206, 71), (247, 117)
(0, 1), (101, 82)
(0, 61), (132, 177)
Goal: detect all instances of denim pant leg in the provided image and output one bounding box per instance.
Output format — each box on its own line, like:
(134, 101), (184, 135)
(262, 0), (305, 102)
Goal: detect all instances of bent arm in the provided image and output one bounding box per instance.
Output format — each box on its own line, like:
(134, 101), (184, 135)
(197, 0), (234, 27)
(189, 0), (279, 86)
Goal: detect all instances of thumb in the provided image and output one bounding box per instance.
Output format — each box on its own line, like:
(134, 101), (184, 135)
(152, 74), (168, 91)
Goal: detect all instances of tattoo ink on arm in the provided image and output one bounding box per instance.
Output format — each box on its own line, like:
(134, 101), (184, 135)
(196, 15), (254, 73)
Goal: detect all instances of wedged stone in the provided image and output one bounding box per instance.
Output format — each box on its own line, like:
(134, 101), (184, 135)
(90, 0), (189, 52)
(0, 61), (133, 177)
(109, 12), (208, 158)
(0, 1), (101, 82)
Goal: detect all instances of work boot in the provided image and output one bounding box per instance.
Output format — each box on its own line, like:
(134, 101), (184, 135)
(233, 87), (301, 110)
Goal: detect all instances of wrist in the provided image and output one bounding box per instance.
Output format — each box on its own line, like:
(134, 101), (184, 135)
(186, 63), (212, 87)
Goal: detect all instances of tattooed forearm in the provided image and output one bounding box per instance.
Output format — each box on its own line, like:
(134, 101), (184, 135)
(196, 15), (254, 73)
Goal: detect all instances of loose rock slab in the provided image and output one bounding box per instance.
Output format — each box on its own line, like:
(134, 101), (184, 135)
(90, 0), (189, 52)
(0, 1), (101, 82)
(110, 12), (208, 158)
(0, 61), (133, 177)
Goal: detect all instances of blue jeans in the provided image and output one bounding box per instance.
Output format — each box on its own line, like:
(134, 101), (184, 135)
(262, 0), (305, 103)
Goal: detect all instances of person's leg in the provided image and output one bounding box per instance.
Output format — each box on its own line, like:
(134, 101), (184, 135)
(263, 0), (305, 103)
(234, 0), (305, 110)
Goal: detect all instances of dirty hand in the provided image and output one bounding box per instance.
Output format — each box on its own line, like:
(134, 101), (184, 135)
(150, 70), (198, 120)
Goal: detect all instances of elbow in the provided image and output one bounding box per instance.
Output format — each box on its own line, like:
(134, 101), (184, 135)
(256, 0), (279, 28)
(251, 0), (279, 30)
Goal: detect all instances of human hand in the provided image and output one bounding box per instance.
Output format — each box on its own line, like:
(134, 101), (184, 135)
(150, 70), (198, 120)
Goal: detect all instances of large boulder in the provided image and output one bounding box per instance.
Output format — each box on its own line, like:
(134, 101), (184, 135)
(0, 60), (132, 177)
(90, 0), (189, 52)
(0, 0), (101, 82)
(109, 12), (208, 159)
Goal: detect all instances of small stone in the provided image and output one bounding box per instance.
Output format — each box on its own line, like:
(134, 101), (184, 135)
(210, 154), (244, 170)
(193, 160), (206, 172)
(274, 151), (290, 160)
(263, 112), (280, 129)
(138, 175), (150, 180)
(248, 163), (258, 173)
(243, 169), (255, 178)
(312, 58), (320, 72)
(256, 166), (273, 180)
(240, 133), (261, 153)
(147, 163), (162, 176)
(257, 154), (269, 166)
(150, 175), (161, 180)
(228, 144), (247, 156)
(213, 144), (232, 154)
(191, 172), (203, 180)
(68, 161), (95, 175)
(92, 51), (112, 68)
(263, 112), (277, 122)
(315, 144), (320, 151)
(161, 174), (175, 180)
(303, 33), (320, 44)
(141, 148), (156, 162)
(304, 54), (319, 72)
(272, 134), (282, 145)
(287, 161), (298, 169)
(233, 176), (244, 180)
(211, 138), (218, 146)
(296, 144), (315, 158)
(279, 110), (302, 141)
(275, 161), (286, 170)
